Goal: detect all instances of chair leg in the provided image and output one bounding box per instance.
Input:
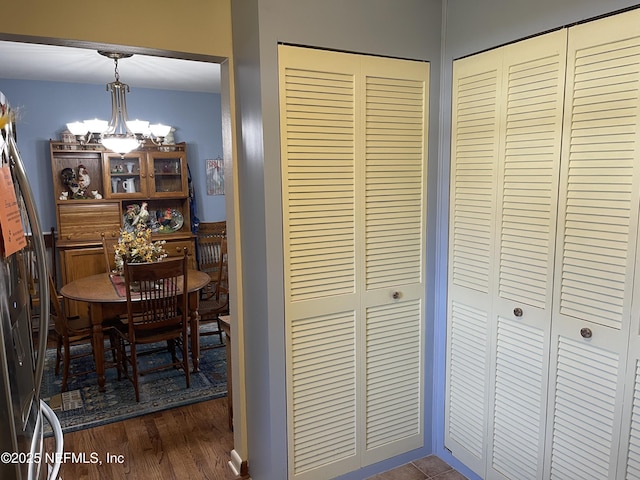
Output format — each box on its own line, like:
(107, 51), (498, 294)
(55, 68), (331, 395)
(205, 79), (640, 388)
(168, 339), (178, 365)
(216, 317), (224, 344)
(54, 334), (62, 376)
(61, 339), (70, 392)
(131, 345), (140, 402)
(182, 333), (190, 389)
(108, 330), (118, 364)
(115, 335), (123, 381)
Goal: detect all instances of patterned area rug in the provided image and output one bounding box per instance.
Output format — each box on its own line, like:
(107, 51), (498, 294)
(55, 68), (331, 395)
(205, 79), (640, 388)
(41, 332), (227, 434)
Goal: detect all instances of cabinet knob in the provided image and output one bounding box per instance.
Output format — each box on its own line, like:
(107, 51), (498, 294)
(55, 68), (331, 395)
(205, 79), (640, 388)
(513, 307), (523, 317)
(580, 327), (592, 339)
(392, 291), (401, 300)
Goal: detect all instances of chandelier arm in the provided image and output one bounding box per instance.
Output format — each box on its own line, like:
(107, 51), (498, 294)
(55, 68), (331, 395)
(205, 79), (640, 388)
(118, 84), (135, 137)
(105, 82), (119, 135)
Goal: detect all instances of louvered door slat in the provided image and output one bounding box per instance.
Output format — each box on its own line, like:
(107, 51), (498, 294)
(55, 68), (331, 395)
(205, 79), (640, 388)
(491, 318), (545, 480)
(282, 64), (356, 304)
(365, 301), (421, 450)
(364, 72), (425, 291)
(290, 311), (357, 476)
(557, 31), (640, 331)
(498, 47), (563, 308)
(550, 337), (619, 480)
(449, 60), (499, 295)
(447, 300), (488, 460)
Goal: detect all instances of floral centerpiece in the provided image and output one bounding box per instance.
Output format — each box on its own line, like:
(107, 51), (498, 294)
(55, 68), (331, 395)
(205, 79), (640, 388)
(113, 225), (167, 274)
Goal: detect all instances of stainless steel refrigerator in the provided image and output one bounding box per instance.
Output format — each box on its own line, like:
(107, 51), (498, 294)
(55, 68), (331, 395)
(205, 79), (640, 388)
(0, 91), (63, 480)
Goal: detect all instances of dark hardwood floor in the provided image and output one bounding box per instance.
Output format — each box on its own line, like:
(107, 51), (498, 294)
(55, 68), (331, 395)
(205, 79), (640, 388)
(45, 397), (238, 480)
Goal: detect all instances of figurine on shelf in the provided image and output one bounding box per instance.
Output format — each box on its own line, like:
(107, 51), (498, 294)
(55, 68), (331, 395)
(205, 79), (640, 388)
(60, 167), (76, 188)
(68, 181), (82, 199)
(158, 207), (173, 227)
(61, 129), (75, 144)
(91, 190), (102, 200)
(163, 127), (176, 145)
(59, 192), (68, 201)
(124, 204), (140, 229)
(77, 164), (91, 190)
(132, 202), (150, 226)
(61, 167), (88, 198)
(160, 127), (176, 151)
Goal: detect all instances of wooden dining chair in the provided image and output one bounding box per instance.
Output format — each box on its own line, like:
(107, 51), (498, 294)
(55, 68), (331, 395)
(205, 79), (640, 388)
(101, 235), (118, 273)
(196, 223), (227, 347)
(196, 222), (226, 288)
(48, 275), (118, 392)
(113, 256), (190, 402)
(29, 227), (58, 345)
(198, 235), (229, 350)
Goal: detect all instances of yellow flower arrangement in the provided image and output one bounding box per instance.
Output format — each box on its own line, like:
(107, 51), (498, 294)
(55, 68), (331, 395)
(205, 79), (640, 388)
(114, 226), (167, 273)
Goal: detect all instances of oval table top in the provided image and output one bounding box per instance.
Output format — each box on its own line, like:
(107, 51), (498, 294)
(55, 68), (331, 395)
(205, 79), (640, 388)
(60, 269), (210, 304)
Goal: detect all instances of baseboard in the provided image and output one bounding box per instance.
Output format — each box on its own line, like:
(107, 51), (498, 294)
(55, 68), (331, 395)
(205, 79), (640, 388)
(229, 449), (249, 478)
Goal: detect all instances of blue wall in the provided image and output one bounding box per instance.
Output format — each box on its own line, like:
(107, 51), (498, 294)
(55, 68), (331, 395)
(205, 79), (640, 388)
(0, 78), (224, 231)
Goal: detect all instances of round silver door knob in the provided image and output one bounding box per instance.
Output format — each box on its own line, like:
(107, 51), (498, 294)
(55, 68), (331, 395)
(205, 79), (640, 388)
(580, 328), (593, 339)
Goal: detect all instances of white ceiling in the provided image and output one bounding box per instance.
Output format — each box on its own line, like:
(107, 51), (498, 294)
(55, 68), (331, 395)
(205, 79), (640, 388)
(0, 41), (221, 93)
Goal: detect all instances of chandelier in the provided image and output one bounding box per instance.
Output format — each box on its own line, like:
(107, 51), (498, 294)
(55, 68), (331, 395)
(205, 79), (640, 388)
(66, 51), (172, 156)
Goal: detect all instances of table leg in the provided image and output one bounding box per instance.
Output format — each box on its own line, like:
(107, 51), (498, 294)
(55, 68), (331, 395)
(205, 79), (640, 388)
(90, 303), (106, 392)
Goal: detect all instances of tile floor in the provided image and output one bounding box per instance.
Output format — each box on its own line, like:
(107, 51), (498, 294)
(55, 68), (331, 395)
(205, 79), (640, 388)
(367, 455), (467, 480)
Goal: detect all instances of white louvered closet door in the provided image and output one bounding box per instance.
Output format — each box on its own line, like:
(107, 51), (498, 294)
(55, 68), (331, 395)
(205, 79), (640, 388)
(361, 55), (428, 466)
(279, 45), (428, 480)
(546, 11), (640, 480)
(447, 30), (567, 480)
(447, 46), (502, 475)
(488, 31), (566, 480)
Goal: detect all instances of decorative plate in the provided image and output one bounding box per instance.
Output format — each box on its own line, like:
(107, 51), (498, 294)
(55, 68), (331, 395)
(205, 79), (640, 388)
(154, 208), (184, 233)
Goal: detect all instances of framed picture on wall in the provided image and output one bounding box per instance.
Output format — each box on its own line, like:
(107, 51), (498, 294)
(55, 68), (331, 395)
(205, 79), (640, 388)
(206, 158), (224, 195)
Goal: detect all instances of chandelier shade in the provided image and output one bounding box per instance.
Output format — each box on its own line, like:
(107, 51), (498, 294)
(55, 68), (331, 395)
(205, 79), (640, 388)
(66, 51), (172, 157)
(100, 135), (141, 154)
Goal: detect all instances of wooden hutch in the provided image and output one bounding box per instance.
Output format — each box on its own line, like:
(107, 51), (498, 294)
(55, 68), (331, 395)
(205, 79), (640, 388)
(50, 140), (196, 317)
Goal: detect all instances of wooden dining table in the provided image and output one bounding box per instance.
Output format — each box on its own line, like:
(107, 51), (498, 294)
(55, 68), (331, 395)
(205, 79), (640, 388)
(60, 269), (210, 392)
